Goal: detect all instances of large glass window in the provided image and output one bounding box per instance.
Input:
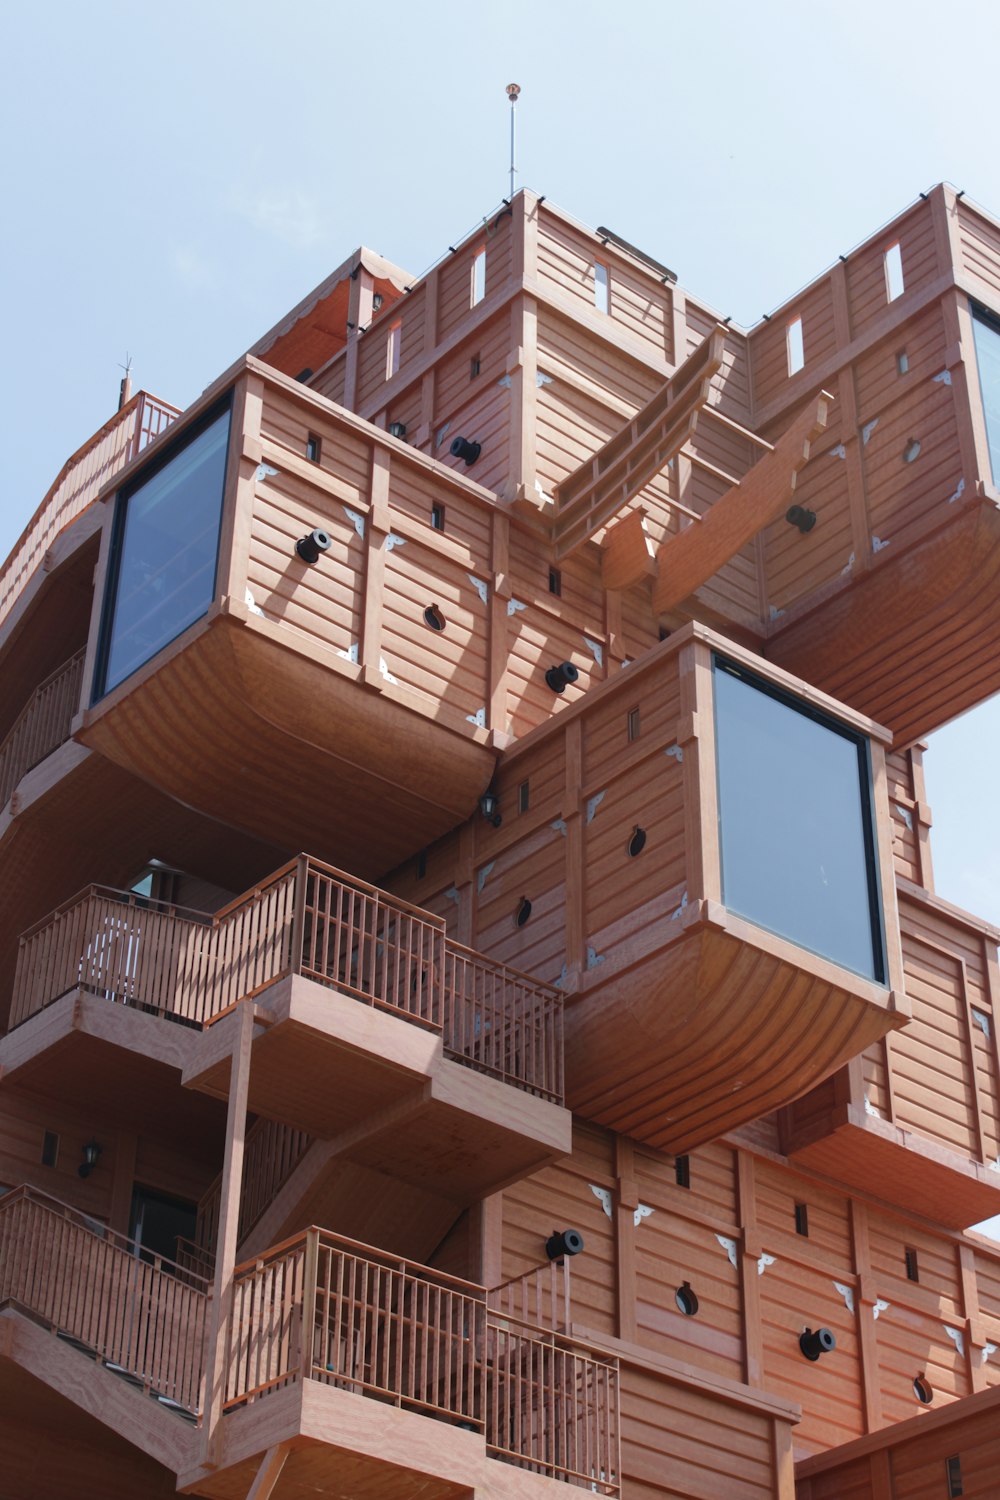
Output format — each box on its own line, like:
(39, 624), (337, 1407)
(95, 402), (231, 697)
(972, 303), (1000, 486)
(713, 657), (885, 982)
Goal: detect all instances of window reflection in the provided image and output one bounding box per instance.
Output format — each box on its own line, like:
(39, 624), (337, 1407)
(713, 658), (884, 982)
(97, 404), (231, 696)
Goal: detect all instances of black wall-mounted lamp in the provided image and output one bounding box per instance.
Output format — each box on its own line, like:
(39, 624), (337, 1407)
(388, 421), (407, 440)
(295, 528), (332, 564)
(78, 1140), (102, 1179)
(545, 1228), (585, 1261)
(480, 790), (502, 827)
(545, 661), (580, 694)
(450, 436), (481, 466)
(294, 367), (314, 383)
(799, 1326), (836, 1361)
(372, 293), (384, 312)
(786, 505), (817, 534)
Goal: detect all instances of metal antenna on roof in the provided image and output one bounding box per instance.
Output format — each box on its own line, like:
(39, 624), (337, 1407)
(506, 83), (521, 199)
(117, 353), (133, 411)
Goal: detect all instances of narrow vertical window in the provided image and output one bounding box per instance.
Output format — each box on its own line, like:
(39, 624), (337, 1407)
(786, 316), (804, 376)
(594, 261), (610, 314)
(470, 353), (481, 378)
(41, 1131), (59, 1167)
(431, 503), (445, 532)
(905, 1246), (919, 1282)
(675, 1155), (691, 1188)
(627, 707), (641, 742)
(946, 1455), (964, 1497)
(472, 248), (486, 306)
(884, 242), (904, 302)
(794, 1202), (810, 1237)
(306, 433), (321, 463)
(548, 567), (562, 597)
(386, 321), (401, 380)
(518, 780), (530, 814)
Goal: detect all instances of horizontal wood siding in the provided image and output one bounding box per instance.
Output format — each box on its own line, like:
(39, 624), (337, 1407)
(381, 541), (490, 721)
(502, 1122), (617, 1337)
(846, 201), (941, 341)
(761, 1254), (865, 1453)
(886, 750), (922, 884)
(751, 278), (839, 411)
(474, 821), (568, 986)
(760, 413), (855, 613)
(957, 197), (1000, 305)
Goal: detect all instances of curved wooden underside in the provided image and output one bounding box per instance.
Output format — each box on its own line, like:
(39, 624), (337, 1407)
(78, 618), (496, 880)
(0, 744), (283, 1030)
(765, 499), (1000, 746)
(564, 910), (903, 1155)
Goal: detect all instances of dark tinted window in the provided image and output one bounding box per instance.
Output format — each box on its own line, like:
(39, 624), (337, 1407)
(97, 404), (230, 696)
(972, 303), (1000, 485)
(713, 658), (884, 982)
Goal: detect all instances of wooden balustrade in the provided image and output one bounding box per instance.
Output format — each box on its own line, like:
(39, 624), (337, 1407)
(11, 856), (564, 1100)
(0, 649), (85, 809)
(488, 1258), (572, 1334)
(443, 940), (564, 1103)
(0, 391), (178, 630)
(194, 1116), (313, 1268)
(0, 1185), (209, 1413)
(225, 1227), (619, 1493)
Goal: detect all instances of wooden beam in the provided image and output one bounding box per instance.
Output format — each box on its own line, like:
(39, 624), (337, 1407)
(653, 390), (832, 615)
(600, 509), (656, 592)
(245, 1443), (292, 1500)
(202, 1000), (255, 1465)
(552, 327), (727, 559)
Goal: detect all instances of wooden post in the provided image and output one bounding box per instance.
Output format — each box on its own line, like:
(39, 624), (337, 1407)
(217, 372), (265, 608)
(851, 1200), (883, 1432)
(344, 267), (375, 412)
(737, 1152), (763, 1386)
(245, 1443), (292, 1500)
(614, 1135), (637, 1342)
(360, 446), (390, 688)
(202, 999), (255, 1465)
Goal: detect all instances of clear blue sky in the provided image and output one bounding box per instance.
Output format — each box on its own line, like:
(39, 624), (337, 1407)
(2, 2), (999, 1221)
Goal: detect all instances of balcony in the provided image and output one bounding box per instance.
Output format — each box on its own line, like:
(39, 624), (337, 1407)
(4, 857), (569, 1250)
(782, 880), (1000, 1228)
(0, 649), (84, 810)
(74, 363), (501, 879)
(408, 622), (910, 1155)
(209, 1228), (620, 1498)
(0, 1185), (209, 1416)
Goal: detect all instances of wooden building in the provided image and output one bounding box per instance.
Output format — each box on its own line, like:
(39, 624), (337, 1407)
(2, 181), (1000, 1498)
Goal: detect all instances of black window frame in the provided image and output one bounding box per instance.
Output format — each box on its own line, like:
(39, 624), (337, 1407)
(971, 298), (1000, 487)
(712, 654), (887, 985)
(92, 395), (233, 704)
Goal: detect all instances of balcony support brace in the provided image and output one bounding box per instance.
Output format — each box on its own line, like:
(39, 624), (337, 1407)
(202, 1000), (255, 1467)
(245, 1442), (292, 1500)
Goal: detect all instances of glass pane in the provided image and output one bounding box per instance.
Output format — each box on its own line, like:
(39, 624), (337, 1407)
(101, 407), (230, 694)
(972, 306), (1000, 487)
(714, 660), (882, 981)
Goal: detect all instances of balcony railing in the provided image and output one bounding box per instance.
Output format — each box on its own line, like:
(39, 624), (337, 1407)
(0, 649), (85, 809)
(0, 1185), (209, 1414)
(225, 1228), (619, 1493)
(193, 1116), (313, 1269)
(10, 855), (564, 1102)
(0, 391), (179, 631)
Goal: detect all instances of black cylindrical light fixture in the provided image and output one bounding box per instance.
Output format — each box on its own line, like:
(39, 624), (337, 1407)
(545, 1228), (585, 1261)
(450, 436), (481, 466)
(799, 1326), (836, 1361)
(544, 661), (580, 694)
(296, 528), (332, 564)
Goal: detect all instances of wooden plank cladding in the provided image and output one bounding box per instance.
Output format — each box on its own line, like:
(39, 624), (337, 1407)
(782, 883), (1000, 1228)
(388, 623), (907, 1153)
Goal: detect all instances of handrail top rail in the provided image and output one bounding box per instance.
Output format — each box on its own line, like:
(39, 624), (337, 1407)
(0, 1183), (211, 1288)
(297, 853), (449, 929)
(484, 1307), (621, 1369)
(0, 391), (180, 589)
(444, 935), (562, 999)
(17, 882), (216, 942)
(232, 1222), (487, 1295)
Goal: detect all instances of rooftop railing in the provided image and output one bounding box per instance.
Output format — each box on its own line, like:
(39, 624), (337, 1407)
(0, 649), (86, 809)
(11, 855), (564, 1102)
(0, 391), (179, 632)
(0, 1185), (209, 1414)
(225, 1227), (619, 1493)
